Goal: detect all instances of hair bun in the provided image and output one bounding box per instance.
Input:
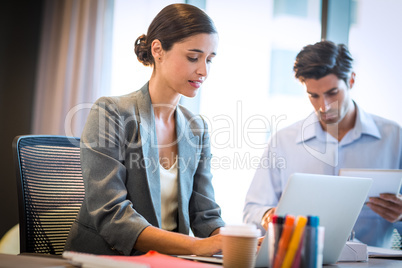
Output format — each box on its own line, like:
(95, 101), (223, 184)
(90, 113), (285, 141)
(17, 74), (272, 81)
(134, 34), (152, 66)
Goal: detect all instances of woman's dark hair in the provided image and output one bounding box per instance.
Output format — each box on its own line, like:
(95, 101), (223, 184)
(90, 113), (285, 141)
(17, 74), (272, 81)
(134, 4), (217, 66)
(293, 40), (353, 85)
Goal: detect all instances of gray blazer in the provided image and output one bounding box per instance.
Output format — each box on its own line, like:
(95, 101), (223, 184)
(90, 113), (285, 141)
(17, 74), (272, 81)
(65, 83), (224, 255)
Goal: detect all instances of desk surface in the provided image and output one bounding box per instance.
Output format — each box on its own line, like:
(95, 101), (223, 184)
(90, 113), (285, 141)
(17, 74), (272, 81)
(0, 253), (75, 268)
(329, 258), (402, 267)
(0, 253), (401, 268)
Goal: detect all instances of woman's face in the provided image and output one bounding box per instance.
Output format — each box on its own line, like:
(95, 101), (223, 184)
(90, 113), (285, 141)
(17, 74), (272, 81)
(157, 33), (219, 98)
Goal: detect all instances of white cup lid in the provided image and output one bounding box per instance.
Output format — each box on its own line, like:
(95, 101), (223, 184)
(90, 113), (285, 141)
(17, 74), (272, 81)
(220, 224), (261, 237)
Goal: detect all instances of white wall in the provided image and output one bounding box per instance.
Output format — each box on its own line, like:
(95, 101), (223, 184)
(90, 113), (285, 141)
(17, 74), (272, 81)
(110, 0), (183, 96)
(349, 0), (402, 126)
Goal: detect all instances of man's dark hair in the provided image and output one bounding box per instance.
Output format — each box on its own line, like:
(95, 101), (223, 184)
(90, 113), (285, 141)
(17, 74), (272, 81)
(293, 40), (353, 85)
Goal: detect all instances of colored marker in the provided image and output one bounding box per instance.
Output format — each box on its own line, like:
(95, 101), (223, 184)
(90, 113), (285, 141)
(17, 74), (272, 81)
(316, 226), (325, 268)
(290, 230), (305, 268)
(273, 215), (295, 268)
(282, 215), (307, 268)
(272, 215), (285, 256)
(301, 215), (319, 268)
(269, 215), (285, 267)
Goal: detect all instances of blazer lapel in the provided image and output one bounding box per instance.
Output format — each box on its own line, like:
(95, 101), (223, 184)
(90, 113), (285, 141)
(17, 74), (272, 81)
(138, 84), (162, 227)
(176, 107), (200, 233)
(136, 84), (201, 232)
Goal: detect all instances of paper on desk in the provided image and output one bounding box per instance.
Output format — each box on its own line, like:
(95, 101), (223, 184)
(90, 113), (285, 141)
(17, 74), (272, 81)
(63, 251), (150, 268)
(105, 251), (217, 268)
(367, 246), (402, 258)
(64, 250), (217, 268)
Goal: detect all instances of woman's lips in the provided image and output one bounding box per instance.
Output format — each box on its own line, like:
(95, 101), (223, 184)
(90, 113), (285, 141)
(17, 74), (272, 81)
(189, 80), (202, 88)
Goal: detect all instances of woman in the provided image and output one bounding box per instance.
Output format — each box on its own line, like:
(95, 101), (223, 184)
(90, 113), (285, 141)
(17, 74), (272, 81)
(65, 4), (225, 256)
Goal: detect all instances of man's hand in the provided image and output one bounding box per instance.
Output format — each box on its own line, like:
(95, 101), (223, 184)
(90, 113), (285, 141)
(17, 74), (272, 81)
(261, 208), (276, 230)
(367, 193), (402, 222)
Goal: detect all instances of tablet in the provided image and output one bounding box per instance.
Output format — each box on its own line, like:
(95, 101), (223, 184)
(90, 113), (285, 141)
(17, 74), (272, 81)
(339, 169), (402, 201)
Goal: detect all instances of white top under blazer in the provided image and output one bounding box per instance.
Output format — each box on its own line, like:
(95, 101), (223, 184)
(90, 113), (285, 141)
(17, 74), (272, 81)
(160, 159), (178, 231)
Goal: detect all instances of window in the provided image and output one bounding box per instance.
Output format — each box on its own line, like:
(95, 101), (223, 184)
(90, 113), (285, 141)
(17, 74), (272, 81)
(201, 0), (321, 224)
(110, 0), (183, 96)
(274, 0), (309, 18)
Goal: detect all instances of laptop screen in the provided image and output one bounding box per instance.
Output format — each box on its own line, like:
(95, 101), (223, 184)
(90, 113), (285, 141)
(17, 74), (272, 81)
(275, 173), (372, 264)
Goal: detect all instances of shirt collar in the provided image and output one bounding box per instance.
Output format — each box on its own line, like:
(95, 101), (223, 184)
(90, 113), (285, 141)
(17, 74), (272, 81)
(295, 102), (381, 144)
(349, 102), (381, 140)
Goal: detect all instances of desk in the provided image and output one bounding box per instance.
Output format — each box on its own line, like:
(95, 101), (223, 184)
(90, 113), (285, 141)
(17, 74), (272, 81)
(0, 253), (74, 268)
(0, 253), (401, 268)
(329, 258), (402, 267)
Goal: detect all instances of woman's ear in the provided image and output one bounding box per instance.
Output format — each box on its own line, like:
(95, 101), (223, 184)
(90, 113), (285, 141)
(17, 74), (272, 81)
(349, 72), (356, 89)
(151, 39), (163, 62)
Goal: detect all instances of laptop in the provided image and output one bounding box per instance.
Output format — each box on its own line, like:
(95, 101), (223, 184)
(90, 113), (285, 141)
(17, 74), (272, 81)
(275, 173), (372, 264)
(339, 169), (402, 201)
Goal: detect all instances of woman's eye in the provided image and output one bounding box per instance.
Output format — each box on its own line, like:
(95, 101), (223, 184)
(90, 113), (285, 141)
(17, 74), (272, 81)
(187, 57), (198, 62)
(329, 91), (338, 96)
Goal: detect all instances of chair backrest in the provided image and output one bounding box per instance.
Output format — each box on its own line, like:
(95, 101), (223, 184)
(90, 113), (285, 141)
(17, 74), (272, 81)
(13, 135), (85, 255)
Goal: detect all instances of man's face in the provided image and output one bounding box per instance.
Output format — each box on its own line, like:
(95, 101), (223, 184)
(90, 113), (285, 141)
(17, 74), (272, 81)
(304, 73), (355, 127)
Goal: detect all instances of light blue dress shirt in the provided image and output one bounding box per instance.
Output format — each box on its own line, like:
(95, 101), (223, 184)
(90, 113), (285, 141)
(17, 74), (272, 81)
(243, 103), (402, 248)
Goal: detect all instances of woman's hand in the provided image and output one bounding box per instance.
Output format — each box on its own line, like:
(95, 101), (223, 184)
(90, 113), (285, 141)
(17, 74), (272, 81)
(134, 226), (223, 256)
(192, 234), (223, 256)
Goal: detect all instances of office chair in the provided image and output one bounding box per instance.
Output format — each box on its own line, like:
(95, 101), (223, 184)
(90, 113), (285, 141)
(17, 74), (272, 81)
(13, 135), (85, 255)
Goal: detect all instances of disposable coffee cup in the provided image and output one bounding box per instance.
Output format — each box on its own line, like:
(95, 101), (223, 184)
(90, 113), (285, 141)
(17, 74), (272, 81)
(220, 224), (261, 268)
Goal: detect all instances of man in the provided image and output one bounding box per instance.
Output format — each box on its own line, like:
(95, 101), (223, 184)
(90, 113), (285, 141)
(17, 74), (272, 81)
(243, 40), (402, 248)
